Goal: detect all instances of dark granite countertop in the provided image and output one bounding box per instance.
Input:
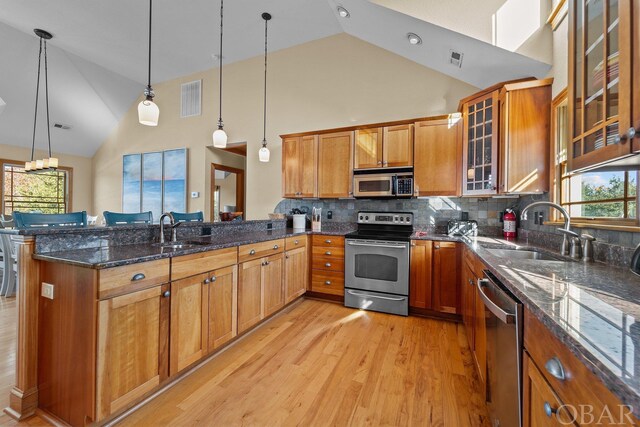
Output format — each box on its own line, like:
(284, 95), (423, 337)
(29, 224), (640, 416)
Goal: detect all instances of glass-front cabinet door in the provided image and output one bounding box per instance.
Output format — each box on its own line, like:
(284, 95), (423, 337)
(568, 0), (632, 171)
(462, 91), (499, 196)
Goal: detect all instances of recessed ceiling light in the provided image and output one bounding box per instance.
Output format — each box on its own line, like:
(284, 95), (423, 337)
(407, 33), (422, 45)
(337, 6), (350, 18)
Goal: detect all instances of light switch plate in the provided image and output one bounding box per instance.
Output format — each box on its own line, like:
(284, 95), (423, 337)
(42, 282), (54, 300)
(191, 191), (199, 198)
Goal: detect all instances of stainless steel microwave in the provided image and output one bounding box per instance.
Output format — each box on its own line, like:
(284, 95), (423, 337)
(353, 172), (413, 198)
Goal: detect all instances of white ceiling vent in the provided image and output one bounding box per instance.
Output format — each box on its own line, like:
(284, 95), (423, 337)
(449, 50), (464, 68)
(181, 80), (202, 118)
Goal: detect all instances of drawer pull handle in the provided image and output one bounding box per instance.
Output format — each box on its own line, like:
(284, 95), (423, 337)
(204, 278), (211, 284)
(434, 245), (440, 249)
(544, 402), (557, 418)
(325, 239), (332, 244)
(131, 273), (146, 281)
(325, 251), (332, 256)
(163, 291), (171, 298)
(249, 249), (256, 255)
(294, 240), (299, 245)
(273, 244), (279, 250)
(325, 263), (331, 267)
(324, 280), (331, 285)
(211, 276), (216, 282)
(545, 357), (566, 381)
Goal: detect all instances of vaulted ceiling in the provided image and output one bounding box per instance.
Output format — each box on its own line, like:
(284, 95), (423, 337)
(0, 0), (551, 158)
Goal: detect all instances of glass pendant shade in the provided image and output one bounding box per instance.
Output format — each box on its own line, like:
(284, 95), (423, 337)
(259, 145), (270, 162)
(212, 128), (228, 148)
(48, 157), (59, 168)
(138, 99), (159, 126)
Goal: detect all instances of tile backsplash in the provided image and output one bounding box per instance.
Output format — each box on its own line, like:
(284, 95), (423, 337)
(274, 197), (519, 233)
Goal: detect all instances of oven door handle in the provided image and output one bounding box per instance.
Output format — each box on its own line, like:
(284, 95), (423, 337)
(347, 290), (406, 301)
(347, 242), (407, 249)
(477, 278), (515, 324)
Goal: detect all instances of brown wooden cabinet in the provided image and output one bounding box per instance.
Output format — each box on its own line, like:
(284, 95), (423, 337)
(461, 79), (551, 196)
(170, 274), (207, 375)
(282, 135), (318, 198)
(409, 240), (433, 309)
(96, 284), (170, 420)
(317, 131), (354, 198)
(383, 124), (414, 167)
(262, 253), (285, 317)
(432, 241), (461, 314)
(284, 245), (307, 304)
(568, 0), (634, 171)
(206, 265), (238, 351)
(414, 118), (462, 196)
(354, 127), (383, 169)
(310, 235), (345, 297)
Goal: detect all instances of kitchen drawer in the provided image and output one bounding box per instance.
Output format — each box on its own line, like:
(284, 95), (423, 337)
(171, 247), (238, 281)
(311, 270), (344, 296)
(285, 235), (307, 251)
(524, 309), (637, 426)
(238, 239), (285, 263)
(98, 259), (170, 299)
(311, 257), (344, 272)
(312, 246), (345, 258)
(312, 235), (345, 248)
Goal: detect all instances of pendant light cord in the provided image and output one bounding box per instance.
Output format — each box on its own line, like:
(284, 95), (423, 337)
(30, 38), (43, 163)
(262, 16), (268, 145)
(218, 0), (224, 128)
(146, 0), (153, 94)
(44, 39), (52, 158)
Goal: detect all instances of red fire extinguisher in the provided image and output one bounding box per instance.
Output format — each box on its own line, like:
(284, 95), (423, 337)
(503, 208), (517, 239)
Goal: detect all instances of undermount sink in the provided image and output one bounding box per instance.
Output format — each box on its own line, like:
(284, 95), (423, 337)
(486, 248), (563, 261)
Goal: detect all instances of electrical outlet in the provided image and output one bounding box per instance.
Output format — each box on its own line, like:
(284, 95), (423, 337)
(190, 191), (200, 198)
(41, 283), (54, 300)
(327, 210), (333, 220)
(539, 212), (544, 224)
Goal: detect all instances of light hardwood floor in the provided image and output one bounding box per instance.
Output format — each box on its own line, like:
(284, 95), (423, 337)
(118, 299), (490, 426)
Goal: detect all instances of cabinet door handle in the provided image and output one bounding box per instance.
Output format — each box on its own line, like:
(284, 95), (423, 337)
(211, 276), (216, 282)
(377, 161), (382, 165)
(434, 245), (440, 249)
(273, 244), (279, 250)
(204, 278), (211, 284)
(325, 251), (332, 256)
(249, 249), (256, 255)
(325, 239), (332, 244)
(618, 127), (638, 143)
(468, 278), (474, 286)
(544, 357), (566, 381)
(325, 263), (331, 268)
(324, 280), (332, 285)
(163, 291), (171, 298)
(383, 161), (388, 166)
(131, 273), (146, 281)
(544, 402), (557, 418)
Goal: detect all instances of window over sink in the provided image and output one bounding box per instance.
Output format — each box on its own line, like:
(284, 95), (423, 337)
(1, 160), (71, 215)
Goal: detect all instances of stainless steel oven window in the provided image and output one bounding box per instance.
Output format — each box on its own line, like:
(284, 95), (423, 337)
(354, 254), (398, 282)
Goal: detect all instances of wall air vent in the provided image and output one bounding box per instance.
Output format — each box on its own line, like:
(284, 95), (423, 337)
(181, 80), (202, 118)
(449, 50), (464, 68)
(53, 123), (72, 130)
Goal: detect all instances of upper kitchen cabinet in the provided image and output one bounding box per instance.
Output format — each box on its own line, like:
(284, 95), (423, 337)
(414, 117), (462, 196)
(318, 131), (354, 198)
(460, 78), (552, 196)
(498, 79), (552, 194)
(354, 124), (413, 170)
(568, 0), (637, 171)
(282, 135), (318, 198)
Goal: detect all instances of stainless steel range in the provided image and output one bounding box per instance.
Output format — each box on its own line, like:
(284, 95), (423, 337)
(344, 212), (413, 316)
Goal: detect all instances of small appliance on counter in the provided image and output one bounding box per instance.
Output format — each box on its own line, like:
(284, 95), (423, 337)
(631, 243), (640, 276)
(447, 219), (478, 237)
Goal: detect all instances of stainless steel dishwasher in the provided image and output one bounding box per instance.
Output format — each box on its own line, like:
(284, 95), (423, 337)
(478, 270), (524, 427)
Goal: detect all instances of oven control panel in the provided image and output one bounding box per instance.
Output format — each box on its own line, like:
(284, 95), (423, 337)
(357, 212), (413, 225)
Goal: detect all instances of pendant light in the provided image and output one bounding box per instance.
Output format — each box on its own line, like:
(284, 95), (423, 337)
(138, 0), (159, 126)
(212, 0), (228, 147)
(25, 29), (58, 173)
(258, 13), (272, 163)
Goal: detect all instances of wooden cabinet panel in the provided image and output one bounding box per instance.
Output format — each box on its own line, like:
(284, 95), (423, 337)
(238, 239), (284, 263)
(284, 246), (307, 304)
(282, 135), (318, 198)
(523, 352), (578, 427)
(432, 242), (460, 314)
(285, 235), (307, 251)
(499, 82), (551, 193)
(461, 255), (475, 351)
(171, 247), (237, 281)
(98, 259), (170, 299)
(414, 119), (462, 196)
(318, 131), (354, 198)
(238, 258), (263, 334)
(96, 284), (169, 420)
(170, 274), (207, 375)
(311, 245), (345, 258)
(409, 240), (432, 309)
(311, 235), (345, 247)
(299, 135), (318, 197)
(354, 127), (383, 169)
(311, 256), (344, 272)
(311, 270), (344, 295)
(207, 265), (238, 351)
(383, 124), (414, 167)
(263, 253), (284, 317)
